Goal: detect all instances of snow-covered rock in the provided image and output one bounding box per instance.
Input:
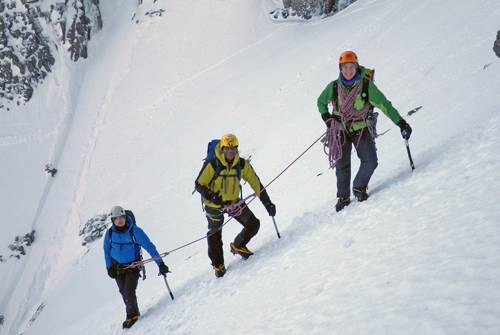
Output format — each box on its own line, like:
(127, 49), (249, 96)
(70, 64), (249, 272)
(0, 0), (102, 109)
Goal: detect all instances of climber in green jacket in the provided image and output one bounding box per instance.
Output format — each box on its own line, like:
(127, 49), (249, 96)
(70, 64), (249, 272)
(317, 50), (412, 212)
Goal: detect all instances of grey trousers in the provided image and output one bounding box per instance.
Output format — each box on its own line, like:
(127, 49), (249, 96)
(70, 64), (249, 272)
(336, 129), (378, 198)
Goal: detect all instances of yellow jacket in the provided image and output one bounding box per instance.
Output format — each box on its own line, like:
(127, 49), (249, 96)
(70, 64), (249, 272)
(195, 143), (267, 209)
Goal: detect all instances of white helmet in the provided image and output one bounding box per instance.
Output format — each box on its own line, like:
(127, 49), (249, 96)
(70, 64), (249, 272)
(110, 205), (126, 219)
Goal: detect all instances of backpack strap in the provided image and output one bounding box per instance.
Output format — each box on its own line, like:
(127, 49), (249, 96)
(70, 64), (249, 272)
(108, 226), (136, 246)
(331, 80), (339, 112)
(237, 158), (245, 180)
(361, 77), (370, 104)
(207, 157), (244, 199)
(361, 68), (375, 105)
(129, 226), (138, 245)
(129, 225), (146, 280)
(107, 228), (113, 257)
(237, 158), (245, 199)
(207, 158), (222, 186)
(364, 68), (375, 81)
(207, 157), (244, 184)
(361, 70), (378, 139)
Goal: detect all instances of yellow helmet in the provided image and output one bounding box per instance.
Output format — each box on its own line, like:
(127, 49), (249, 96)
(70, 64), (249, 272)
(220, 133), (239, 148)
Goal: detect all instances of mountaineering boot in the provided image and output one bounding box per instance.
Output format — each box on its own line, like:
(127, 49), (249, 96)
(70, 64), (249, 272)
(122, 314), (140, 329)
(353, 187), (369, 202)
(230, 242), (254, 260)
(213, 264), (226, 278)
(335, 197), (351, 212)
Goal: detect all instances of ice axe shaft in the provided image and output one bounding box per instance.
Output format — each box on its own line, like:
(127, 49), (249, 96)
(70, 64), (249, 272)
(272, 216), (281, 239)
(405, 140), (415, 171)
(162, 275), (174, 300)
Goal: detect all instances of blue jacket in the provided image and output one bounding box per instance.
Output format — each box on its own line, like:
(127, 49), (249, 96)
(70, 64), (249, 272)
(103, 214), (162, 269)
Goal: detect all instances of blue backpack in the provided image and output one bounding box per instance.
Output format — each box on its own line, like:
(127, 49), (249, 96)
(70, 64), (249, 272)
(205, 139), (220, 163)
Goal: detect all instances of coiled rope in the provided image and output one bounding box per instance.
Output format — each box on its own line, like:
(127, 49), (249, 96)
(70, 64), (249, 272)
(324, 79), (371, 166)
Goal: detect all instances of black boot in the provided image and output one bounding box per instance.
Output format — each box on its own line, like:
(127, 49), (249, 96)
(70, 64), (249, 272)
(122, 314), (140, 329)
(213, 264), (226, 278)
(353, 187), (369, 202)
(335, 197), (351, 212)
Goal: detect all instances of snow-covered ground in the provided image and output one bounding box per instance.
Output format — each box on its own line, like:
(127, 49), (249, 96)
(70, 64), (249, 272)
(1, 0), (499, 334)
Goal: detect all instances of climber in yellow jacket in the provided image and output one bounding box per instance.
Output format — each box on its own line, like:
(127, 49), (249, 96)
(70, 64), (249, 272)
(195, 134), (276, 278)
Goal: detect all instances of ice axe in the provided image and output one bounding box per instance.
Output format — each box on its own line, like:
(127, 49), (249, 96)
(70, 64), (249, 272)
(161, 274), (174, 300)
(405, 139), (415, 171)
(272, 216), (281, 239)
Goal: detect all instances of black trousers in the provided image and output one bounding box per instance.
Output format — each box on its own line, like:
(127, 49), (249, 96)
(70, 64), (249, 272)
(336, 129), (378, 198)
(205, 205), (260, 267)
(115, 268), (140, 318)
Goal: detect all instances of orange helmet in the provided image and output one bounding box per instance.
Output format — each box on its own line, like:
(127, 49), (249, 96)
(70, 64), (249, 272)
(339, 51), (358, 65)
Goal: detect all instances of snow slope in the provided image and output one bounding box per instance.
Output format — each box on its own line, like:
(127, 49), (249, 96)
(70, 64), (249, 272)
(1, 0), (500, 334)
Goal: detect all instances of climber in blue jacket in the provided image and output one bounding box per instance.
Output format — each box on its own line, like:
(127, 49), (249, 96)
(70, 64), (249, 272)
(103, 205), (169, 329)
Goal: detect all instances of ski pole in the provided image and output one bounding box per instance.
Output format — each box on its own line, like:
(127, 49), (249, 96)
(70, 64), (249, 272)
(271, 216), (281, 239)
(405, 139), (415, 171)
(162, 274), (175, 300)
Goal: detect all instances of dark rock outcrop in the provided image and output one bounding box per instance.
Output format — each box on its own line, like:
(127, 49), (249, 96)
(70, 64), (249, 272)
(79, 214), (110, 246)
(0, 0), (102, 108)
(494, 30), (500, 57)
(270, 0), (355, 20)
(3, 230), (36, 260)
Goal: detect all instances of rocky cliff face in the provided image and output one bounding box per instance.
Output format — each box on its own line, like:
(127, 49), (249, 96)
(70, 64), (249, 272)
(0, 0), (103, 109)
(270, 0), (357, 21)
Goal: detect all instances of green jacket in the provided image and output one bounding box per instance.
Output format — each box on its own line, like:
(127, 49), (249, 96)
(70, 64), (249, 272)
(317, 66), (402, 132)
(195, 143), (265, 209)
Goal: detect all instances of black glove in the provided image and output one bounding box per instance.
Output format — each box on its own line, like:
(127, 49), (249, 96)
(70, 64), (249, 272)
(264, 202), (276, 216)
(321, 113), (341, 128)
(258, 188), (275, 216)
(398, 119), (412, 140)
(207, 191), (223, 205)
(158, 262), (170, 276)
(107, 266), (116, 279)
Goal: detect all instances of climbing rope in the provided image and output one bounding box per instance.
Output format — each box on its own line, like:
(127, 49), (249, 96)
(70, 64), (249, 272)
(338, 80), (369, 123)
(324, 122), (343, 169)
(324, 80), (371, 165)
